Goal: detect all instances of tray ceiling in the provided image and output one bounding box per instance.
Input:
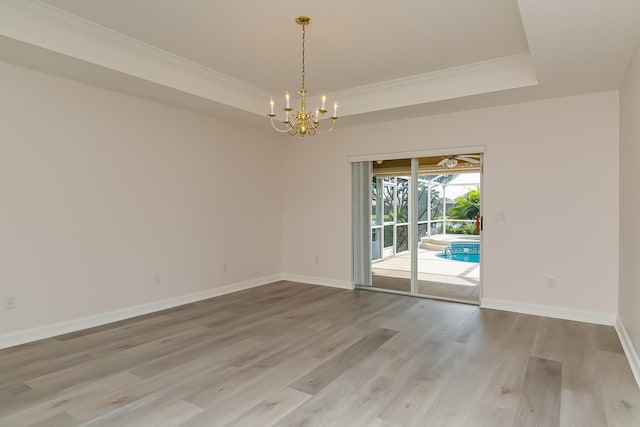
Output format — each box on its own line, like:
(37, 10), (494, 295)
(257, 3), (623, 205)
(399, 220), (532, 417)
(1, 0), (639, 128)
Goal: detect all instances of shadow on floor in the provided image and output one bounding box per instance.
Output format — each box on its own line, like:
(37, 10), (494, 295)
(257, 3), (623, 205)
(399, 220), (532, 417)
(371, 273), (479, 303)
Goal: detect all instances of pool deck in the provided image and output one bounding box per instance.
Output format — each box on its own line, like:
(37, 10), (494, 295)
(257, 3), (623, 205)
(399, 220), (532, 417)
(371, 246), (480, 303)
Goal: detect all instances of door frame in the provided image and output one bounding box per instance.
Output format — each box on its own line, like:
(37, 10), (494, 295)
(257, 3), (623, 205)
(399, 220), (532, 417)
(352, 146), (485, 304)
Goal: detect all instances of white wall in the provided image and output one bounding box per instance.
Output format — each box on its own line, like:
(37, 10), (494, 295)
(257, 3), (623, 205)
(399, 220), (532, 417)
(0, 58), (622, 340)
(0, 61), (283, 336)
(282, 91), (620, 317)
(619, 42), (640, 355)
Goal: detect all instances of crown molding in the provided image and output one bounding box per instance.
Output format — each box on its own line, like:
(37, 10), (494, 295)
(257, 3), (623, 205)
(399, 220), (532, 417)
(0, 0), (270, 116)
(0, 1), (538, 121)
(315, 53), (538, 117)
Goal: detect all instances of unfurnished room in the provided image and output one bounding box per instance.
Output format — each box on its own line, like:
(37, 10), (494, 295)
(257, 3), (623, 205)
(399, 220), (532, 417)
(1, 1), (640, 426)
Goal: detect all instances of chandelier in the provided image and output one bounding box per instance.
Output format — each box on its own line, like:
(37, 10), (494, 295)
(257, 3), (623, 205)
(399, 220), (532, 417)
(268, 16), (338, 138)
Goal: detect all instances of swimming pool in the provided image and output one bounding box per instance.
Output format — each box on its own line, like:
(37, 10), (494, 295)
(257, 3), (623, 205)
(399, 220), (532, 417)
(436, 241), (480, 263)
(436, 253), (480, 263)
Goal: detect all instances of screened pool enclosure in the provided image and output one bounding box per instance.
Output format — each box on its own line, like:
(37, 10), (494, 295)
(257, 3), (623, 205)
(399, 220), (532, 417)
(371, 173), (481, 262)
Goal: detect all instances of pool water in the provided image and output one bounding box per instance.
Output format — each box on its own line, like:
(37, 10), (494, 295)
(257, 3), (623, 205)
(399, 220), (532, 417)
(436, 253), (480, 263)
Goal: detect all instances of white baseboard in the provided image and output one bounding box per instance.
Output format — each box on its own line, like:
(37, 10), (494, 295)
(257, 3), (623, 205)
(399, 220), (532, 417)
(480, 297), (616, 326)
(0, 274), (281, 350)
(615, 316), (640, 390)
(279, 273), (353, 290)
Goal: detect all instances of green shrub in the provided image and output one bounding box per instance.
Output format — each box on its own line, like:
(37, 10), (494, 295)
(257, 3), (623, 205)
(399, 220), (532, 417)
(445, 223), (478, 235)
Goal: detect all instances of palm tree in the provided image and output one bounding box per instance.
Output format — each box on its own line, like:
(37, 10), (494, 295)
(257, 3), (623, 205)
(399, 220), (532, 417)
(448, 188), (480, 220)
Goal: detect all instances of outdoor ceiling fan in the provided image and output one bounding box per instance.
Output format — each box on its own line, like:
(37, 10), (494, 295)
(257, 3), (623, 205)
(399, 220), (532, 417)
(437, 154), (481, 168)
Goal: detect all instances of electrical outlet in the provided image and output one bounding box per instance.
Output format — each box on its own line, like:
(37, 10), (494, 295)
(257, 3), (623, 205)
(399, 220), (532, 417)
(153, 273), (161, 284)
(315, 256), (320, 264)
(494, 211), (506, 222)
(547, 275), (557, 288)
(5, 296), (16, 310)
(223, 263), (228, 273)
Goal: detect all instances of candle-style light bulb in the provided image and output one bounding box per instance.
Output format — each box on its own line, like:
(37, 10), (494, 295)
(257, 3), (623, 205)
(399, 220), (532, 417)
(285, 91), (290, 109)
(270, 98), (274, 115)
(333, 102), (338, 117)
(321, 96), (326, 110)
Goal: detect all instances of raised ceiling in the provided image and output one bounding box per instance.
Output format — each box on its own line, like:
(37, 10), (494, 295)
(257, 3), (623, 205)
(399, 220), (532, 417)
(1, 0), (639, 128)
(38, 0), (530, 94)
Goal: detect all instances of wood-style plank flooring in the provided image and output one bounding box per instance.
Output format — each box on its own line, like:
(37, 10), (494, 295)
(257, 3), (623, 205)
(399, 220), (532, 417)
(1, 281), (639, 426)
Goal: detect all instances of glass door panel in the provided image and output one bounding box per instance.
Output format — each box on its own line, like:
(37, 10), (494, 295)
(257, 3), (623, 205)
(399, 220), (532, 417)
(415, 173), (481, 303)
(371, 175), (411, 293)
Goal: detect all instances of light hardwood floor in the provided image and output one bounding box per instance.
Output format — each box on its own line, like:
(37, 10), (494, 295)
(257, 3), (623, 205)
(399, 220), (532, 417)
(1, 281), (639, 426)
(371, 274), (480, 303)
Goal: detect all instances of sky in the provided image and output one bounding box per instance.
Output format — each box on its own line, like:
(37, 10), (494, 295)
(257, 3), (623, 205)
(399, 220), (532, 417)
(423, 173), (480, 200)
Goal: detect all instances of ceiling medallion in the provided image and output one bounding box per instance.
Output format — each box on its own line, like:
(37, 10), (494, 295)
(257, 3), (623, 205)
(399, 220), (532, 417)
(268, 16), (338, 138)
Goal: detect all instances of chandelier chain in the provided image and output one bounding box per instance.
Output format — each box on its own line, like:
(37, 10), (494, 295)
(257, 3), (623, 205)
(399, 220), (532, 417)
(301, 24), (306, 90)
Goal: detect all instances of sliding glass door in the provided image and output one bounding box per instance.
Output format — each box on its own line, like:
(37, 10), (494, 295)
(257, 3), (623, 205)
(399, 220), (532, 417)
(358, 153), (482, 304)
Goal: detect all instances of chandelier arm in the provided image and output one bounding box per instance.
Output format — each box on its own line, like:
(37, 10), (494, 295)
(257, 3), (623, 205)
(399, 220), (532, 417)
(270, 117), (293, 133)
(268, 17), (337, 138)
(313, 119), (338, 134)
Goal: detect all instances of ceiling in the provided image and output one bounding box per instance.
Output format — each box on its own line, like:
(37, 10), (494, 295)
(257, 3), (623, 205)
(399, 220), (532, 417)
(38, 0), (530, 94)
(374, 155), (482, 177)
(1, 0), (639, 128)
